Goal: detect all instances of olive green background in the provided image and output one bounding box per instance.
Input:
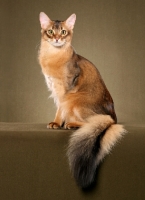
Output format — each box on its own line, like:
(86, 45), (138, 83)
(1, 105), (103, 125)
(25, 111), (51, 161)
(0, 0), (145, 126)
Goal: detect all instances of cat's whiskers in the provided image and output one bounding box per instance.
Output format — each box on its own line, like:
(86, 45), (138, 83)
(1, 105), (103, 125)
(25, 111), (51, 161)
(35, 41), (41, 50)
(71, 45), (77, 53)
(63, 39), (76, 53)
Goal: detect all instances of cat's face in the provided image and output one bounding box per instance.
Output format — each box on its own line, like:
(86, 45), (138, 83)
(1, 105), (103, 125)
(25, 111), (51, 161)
(39, 12), (76, 47)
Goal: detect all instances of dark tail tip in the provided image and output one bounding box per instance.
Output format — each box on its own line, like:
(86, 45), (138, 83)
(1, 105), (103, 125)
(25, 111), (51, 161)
(73, 154), (97, 188)
(68, 130), (106, 189)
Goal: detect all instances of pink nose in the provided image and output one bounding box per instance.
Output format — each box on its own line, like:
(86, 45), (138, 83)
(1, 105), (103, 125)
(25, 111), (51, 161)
(55, 37), (59, 42)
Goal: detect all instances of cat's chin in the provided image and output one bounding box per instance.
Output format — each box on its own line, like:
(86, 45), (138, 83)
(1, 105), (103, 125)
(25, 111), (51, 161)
(49, 41), (65, 47)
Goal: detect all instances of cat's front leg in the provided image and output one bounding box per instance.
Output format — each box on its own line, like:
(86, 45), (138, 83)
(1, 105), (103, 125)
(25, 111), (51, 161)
(47, 108), (63, 129)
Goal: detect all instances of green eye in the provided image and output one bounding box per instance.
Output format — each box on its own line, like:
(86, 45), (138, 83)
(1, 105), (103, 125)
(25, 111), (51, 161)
(61, 30), (67, 35)
(47, 29), (53, 35)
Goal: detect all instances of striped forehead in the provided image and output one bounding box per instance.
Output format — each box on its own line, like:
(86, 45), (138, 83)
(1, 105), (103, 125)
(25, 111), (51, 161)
(52, 20), (63, 30)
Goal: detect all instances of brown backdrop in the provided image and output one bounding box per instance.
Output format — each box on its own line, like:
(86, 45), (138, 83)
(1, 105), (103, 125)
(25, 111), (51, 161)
(0, 0), (145, 126)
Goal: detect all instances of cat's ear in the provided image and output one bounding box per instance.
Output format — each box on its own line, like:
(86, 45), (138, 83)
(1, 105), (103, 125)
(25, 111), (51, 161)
(65, 14), (76, 30)
(39, 12), (51, 29)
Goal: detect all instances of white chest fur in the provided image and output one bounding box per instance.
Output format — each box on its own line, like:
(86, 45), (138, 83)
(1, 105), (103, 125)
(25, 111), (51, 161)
(44, 74), (65, 107)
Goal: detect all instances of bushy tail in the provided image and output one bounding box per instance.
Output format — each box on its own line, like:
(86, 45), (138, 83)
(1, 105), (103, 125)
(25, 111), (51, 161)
(67, 114), (126, 188)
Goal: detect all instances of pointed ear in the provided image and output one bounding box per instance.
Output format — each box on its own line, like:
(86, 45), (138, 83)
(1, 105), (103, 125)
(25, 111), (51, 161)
(39, 12), (51, 29)
(65, 14), (76, 30)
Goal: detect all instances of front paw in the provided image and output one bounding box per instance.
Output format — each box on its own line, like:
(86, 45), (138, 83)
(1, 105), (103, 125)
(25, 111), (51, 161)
(47, 122), (61, 129)
(64, 122), (80, 130)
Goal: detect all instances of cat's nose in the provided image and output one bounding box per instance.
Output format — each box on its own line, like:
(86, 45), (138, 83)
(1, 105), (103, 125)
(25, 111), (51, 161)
(55, 36), (59, 42)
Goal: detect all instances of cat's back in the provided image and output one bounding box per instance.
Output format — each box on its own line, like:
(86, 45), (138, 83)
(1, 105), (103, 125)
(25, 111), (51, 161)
(75, 54), (105, 87)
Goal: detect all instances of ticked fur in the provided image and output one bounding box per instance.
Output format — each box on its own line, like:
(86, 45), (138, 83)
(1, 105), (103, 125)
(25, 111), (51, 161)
(38, 12), (126, 188)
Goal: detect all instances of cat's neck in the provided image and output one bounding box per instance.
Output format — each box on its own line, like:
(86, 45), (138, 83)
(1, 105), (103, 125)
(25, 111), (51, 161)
(39, 39), (75, 77)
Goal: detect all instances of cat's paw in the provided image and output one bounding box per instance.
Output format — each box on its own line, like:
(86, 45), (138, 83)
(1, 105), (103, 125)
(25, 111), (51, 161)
(47, 122), (61, 129)
(64, 122), (80, 130)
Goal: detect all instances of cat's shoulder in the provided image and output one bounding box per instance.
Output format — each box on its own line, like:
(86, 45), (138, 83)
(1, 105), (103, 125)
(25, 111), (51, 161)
(76, 54), (99, 72)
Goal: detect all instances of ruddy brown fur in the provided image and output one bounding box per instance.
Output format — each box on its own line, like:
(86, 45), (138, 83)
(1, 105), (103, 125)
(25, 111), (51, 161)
(38, 12), (126, 188)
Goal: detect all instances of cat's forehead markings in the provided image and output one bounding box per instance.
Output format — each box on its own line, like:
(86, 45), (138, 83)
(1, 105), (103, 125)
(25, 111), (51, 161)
(52, 20), (62, 29)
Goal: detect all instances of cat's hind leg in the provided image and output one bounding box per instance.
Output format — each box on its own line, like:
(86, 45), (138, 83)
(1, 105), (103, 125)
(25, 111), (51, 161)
(63, 106), (94, 129)
(64, 121), (85, 129)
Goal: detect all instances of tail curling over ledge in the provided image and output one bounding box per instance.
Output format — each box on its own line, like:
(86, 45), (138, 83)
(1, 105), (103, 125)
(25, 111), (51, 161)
(67, 114), (127, 188)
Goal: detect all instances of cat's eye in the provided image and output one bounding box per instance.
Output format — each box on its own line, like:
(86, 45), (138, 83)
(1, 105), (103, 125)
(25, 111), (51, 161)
(61, 30), (67, 35)
(47, 29), (54, 35)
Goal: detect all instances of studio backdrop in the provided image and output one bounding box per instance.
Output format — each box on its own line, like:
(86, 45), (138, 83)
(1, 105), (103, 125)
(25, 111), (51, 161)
(0, 0), (145, 126)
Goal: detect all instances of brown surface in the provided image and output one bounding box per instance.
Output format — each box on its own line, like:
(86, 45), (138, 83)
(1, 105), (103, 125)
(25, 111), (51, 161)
(0, 124), (145, 200)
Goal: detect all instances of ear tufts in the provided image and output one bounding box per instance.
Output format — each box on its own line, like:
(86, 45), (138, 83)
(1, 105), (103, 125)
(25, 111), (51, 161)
(39, 12), (51, 29)
(65, 14), (76, 30)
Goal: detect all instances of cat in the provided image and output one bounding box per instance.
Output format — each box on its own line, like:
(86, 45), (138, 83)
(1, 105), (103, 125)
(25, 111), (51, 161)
(38, 12), (126, 188)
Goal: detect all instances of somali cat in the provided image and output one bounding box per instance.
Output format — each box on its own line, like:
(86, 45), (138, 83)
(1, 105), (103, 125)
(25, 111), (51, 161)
(38, 12), (126, 188)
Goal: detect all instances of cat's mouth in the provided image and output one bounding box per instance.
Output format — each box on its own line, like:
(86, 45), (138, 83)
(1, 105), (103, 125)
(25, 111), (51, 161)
(49, 39), (65, 47)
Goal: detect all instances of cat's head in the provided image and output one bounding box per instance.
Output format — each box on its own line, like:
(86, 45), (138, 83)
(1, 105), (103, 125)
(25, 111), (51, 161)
(39, 12), (76, 47)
